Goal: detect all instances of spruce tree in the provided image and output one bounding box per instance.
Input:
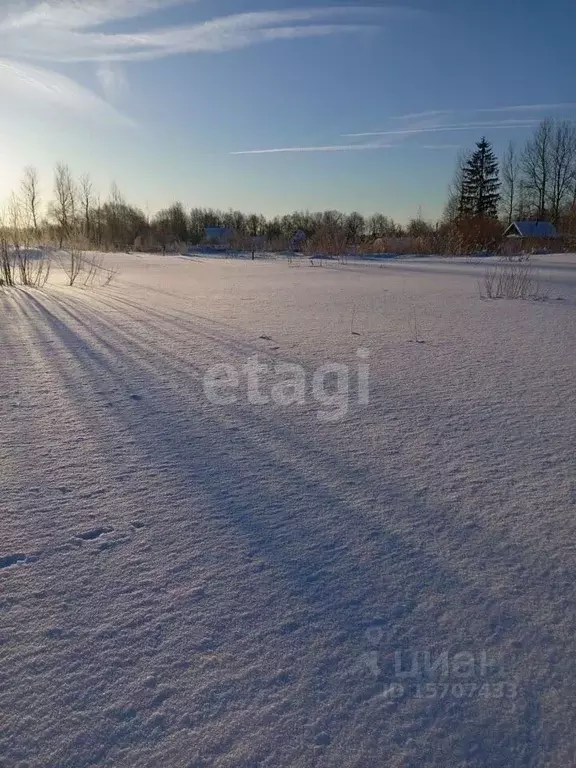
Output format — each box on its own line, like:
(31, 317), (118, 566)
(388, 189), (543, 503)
(459, 137), (501, 218)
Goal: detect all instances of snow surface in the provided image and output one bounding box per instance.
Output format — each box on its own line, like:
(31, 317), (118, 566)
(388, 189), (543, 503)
(1, 253), (576, 767)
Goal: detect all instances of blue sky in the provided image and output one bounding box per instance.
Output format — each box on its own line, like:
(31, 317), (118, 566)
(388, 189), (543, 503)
(1, 0), (575, 223)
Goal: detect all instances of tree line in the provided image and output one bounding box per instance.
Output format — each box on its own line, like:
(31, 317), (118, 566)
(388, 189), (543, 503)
(2, 118), (576, 255)
(4, 167), (416, 252)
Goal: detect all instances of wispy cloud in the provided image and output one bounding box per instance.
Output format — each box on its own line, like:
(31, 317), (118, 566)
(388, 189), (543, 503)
(0, 1), (384, 122)
(0, 4), (383, 61)
(96, 62), (128, 102)
(231, 141), (472, 155)
(392, 109), (454, 121)
(0, 1), (188, 30)
(391, 103), (576, 122)
(344, 120), (539, 138)
(0, 57), (133, 125)
(231, 142), (396, 155)
(476, 102), (576, 114)
(236, 106), (575, 161)
(237, 103), (575, 161)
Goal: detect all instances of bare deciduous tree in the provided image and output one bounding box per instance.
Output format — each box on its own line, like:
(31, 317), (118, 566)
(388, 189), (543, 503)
(21, 166), (41, 234)
(548, 121), (576, 224)
(79, 173), (94, 241)
(345, 212), (365, 246)
(93, 194), (104, 248)
(52, 163), (76, 247)
(367, 213), (397, 239)
(515, 179), (530, 220)
(521, 119), (553, 220)
(501, 141), (520, 225)
(107, 181), (125, 247)
(520, 119), (576, 223)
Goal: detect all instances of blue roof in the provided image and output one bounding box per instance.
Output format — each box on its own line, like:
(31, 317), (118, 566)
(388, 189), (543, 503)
(506, 220), (558, 238)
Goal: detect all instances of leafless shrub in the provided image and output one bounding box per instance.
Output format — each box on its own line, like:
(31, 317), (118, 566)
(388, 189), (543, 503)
(80, 253), (118, 287)
(0, 235), (15, 287)
(16, 249), (51, 288)
(0, 244), (51, 290)
(0, 196), (51, 288)
(1, 200), (21, 287)
(83, 254), (103, 286)
(16, 250), (29, 285)
(102, 265), (118, 287)
(479, 259), (545, 300)
(36, 254), (51, 287)
(58, 247), (84, 286)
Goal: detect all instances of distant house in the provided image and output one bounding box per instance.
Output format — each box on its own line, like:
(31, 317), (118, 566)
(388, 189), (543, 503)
(502, 220), (561, 254)
(203, 227), (234, 248)
(504, 220), (558, 239)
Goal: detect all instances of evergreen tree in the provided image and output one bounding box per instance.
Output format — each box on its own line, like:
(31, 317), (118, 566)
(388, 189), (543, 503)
(460, 137), (501, 218)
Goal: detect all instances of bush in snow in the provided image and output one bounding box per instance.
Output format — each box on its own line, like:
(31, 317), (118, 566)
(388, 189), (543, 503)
(479, 258), (546, 300)
(58, 247), (84, 286)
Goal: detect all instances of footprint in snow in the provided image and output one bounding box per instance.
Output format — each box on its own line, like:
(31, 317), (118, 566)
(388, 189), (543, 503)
(75, 526), (114, 541)
(0, 553), (28, 569)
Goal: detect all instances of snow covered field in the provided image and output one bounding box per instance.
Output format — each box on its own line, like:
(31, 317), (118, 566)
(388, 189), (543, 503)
(1, 252), (575, 767)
